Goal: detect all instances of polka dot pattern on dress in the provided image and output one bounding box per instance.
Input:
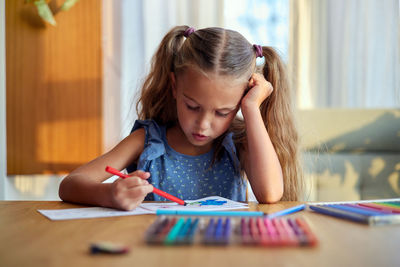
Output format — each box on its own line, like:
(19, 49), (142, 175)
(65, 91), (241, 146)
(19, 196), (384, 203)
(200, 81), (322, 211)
(127, 120), (246, 201)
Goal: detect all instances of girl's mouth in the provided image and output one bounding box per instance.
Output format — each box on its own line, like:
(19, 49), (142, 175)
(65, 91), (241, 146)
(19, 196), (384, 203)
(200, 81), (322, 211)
(192, 133), (208, 141)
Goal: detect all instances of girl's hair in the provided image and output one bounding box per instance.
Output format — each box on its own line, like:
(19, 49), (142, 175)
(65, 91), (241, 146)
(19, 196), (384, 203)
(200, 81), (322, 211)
(137, 26), (303, 201)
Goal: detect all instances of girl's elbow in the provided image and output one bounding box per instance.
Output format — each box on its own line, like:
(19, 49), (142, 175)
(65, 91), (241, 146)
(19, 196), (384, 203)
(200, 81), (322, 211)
(58, 180), (66, 201)
(267, 195), (282, 204)
(258, 195), (282, 204)
(58, 177), (71, 201)
(257, 189), (283, 204)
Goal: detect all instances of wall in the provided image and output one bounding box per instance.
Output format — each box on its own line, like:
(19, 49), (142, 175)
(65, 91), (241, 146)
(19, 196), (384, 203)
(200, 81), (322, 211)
(102, 0), (146, 151)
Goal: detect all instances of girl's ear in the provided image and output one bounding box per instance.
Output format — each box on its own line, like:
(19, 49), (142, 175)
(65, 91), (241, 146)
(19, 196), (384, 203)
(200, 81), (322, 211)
(170, 72), (177, 98)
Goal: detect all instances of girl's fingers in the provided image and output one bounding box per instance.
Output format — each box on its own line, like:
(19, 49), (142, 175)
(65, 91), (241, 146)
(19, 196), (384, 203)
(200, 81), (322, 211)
(242, 73), (273, 109)
(126, 184), (154, 199)
(111, 170), (153, 211)
(120, 185), (154, 210)
(249, 73), (273, 97)
(127, 170), (151, 179)
(111, 182), (154, 211)
(120, 176), (150, 188)
(252, 74), (271, 90)
(248, 77), (255, 88)
(249, 73), (261, 85)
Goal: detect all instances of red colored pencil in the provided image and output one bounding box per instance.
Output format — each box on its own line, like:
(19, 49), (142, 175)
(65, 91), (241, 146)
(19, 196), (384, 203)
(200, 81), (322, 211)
(105, 166), (187, 206)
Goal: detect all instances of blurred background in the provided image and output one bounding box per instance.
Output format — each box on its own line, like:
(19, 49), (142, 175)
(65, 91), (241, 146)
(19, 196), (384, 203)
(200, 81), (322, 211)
(1, 0), (399, 201)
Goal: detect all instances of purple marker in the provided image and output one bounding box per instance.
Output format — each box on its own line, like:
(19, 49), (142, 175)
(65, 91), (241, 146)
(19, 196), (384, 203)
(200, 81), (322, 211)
(204, 218), (215, 244)
(287, 218), (309, 245)
(223, 218), (232, 244)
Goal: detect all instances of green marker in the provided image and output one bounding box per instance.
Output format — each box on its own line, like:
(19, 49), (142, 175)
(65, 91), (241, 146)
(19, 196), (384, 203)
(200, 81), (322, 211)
(164, 217), (185, 245)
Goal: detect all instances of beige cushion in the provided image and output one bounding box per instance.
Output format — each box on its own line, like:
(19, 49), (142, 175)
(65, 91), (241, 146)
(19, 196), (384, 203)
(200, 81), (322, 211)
(303, 153), (400, 201)
(298, 109), (400, 152)
(297, 109), (400, 201)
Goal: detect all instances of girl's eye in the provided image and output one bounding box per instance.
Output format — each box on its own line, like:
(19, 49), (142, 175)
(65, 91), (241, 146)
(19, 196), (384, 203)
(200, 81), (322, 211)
(186, 104), (199, 111)
(216, 111), (229, 117)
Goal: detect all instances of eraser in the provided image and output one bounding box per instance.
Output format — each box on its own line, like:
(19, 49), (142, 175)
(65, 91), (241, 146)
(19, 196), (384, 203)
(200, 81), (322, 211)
(90, 242), (129, 254)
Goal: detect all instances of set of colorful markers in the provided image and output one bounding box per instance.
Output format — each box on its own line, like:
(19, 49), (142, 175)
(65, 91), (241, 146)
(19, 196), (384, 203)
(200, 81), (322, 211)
(145, 216), (317, 247)
(309, 200), (400, 225)
(240, 217), (317, 246)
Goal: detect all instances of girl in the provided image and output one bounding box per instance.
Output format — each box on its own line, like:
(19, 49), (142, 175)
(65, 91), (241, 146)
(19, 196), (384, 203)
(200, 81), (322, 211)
(59, 26), (303, 210)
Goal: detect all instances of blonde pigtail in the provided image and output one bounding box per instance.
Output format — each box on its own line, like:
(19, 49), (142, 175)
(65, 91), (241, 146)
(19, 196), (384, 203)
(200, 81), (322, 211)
(137, 26), (190, 125)
(258, 46), (304, 201)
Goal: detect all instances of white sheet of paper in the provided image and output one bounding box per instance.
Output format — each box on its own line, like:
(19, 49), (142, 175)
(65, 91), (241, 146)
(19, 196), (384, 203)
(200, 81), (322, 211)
(140, 196), (248, 212)
(38, 196), (248, 221)
(38, 206), (152, 221)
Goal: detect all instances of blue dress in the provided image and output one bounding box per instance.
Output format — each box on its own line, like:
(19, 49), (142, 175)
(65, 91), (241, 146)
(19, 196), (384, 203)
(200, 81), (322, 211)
(126, 120), (246, 201)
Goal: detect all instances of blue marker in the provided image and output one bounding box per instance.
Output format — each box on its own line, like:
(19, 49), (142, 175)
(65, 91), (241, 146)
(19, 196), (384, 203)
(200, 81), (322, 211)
(176, 218), (192, 244)
(156, 210), (264, 217)
(164, 217), (185, 245)
(214, 218), (224, 243)
(266, 204), (305, 218)
(186, 218), (199, 244)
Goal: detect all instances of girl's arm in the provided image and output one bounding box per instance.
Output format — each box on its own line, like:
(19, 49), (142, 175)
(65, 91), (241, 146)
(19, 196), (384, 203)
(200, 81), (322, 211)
(59, 128), (154, 210)
(241, 73), (284, 203)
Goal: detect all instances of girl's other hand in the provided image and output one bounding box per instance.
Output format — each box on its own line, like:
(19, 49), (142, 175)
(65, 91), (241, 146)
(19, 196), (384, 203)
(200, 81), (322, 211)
(110, 170), (153, 211)
(241, 73), (273, 111)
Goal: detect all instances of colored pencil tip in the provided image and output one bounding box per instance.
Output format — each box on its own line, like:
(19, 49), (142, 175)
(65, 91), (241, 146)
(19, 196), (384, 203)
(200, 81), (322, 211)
(184, 202), (188, 206)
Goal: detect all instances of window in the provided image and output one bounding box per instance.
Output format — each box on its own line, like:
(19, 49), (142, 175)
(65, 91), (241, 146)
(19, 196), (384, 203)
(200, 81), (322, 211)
(224, 0), (289, 61)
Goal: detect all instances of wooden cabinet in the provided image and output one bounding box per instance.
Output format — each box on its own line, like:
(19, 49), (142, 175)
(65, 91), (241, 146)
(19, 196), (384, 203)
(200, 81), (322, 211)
(6, 0), (102, 174)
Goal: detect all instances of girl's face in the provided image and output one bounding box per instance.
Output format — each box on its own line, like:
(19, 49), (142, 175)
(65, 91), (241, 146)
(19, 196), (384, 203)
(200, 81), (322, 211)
(171, 67), (247, 151)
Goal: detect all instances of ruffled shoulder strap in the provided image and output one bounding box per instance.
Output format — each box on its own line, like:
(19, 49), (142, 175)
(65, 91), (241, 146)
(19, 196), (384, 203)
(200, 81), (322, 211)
(221, 132), (241, 172)
(126, 120), (166, 173)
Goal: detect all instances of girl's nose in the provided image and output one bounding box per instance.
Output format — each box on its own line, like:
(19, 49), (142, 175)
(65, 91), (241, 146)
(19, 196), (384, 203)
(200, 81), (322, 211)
(196, 112), (211, 130)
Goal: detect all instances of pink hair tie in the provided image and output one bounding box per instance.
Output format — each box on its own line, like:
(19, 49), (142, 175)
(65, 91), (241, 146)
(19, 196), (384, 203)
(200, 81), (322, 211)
(184, 27), (195, 37)
(253, 44), (263, 58)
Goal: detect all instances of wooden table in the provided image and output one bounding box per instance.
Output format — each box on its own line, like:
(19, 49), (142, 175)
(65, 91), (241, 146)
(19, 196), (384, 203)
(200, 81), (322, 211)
(0, 201), (399, 267)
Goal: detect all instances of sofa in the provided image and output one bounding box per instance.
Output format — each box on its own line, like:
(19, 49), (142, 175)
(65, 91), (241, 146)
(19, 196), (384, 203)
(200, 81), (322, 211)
(297, 109), (400, 201)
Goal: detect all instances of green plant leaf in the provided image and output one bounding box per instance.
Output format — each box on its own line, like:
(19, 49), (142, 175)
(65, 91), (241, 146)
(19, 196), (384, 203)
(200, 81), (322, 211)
(60, 0), (79, 11)
(34, 0), (56, 26)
